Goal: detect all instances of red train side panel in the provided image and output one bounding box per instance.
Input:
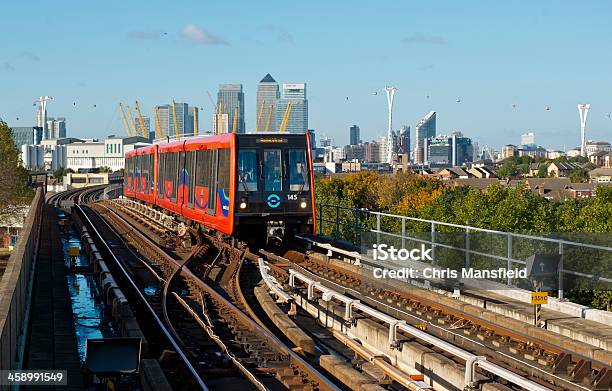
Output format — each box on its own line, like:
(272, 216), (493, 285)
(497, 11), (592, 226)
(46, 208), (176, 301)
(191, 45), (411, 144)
(155, 140), (185, 216)
(181, 134), (235, 235)
(134, 145), (157, 204)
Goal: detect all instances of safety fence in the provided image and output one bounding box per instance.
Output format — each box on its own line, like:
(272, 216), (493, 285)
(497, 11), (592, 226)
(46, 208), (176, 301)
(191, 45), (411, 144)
(0, 188), (44, 373)
(317, 203), (612, 298)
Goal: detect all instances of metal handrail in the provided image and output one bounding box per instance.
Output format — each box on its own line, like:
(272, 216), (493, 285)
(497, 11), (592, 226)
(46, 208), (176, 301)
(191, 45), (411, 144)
(316, 203), (612, 298)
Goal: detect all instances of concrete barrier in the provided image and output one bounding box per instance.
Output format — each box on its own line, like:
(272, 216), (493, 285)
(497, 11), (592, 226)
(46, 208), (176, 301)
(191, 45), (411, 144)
(0, 188), (44, 372)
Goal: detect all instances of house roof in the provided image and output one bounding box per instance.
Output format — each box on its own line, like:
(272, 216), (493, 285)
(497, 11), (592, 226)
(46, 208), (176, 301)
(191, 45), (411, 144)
(589, 167), (612, 176)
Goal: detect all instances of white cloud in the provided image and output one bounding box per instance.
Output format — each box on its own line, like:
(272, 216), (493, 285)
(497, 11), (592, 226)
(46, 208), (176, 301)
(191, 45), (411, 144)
(182, 24), (229, 45)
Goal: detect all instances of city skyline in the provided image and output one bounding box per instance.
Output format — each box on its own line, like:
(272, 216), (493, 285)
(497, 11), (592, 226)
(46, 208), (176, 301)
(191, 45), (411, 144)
(1, 1), (612, 149)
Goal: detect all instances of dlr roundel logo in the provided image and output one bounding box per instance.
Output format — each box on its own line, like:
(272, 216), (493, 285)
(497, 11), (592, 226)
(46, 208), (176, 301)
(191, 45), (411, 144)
(267, 194), (281, 208)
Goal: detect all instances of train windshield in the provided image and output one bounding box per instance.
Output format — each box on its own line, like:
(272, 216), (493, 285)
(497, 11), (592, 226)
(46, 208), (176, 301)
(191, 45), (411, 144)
(264, 149), (282, 191)
(238, 149), (258, 191)
(288, 149), (309, 191)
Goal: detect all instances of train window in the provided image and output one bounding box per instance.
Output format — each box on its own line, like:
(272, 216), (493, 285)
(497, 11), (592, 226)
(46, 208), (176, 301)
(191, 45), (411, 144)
(142, 155), (148, 193)
(208, 149), (218, 215)
(218, 148), (230, 201)
(176, 151), (187, 202)
(288, 149), (309, 191)
(172, 152), (179, 202)
(237, 149), (258, 191)
(165, 153), (174, 200)
(135, 155), (141, 191)
(186, 151), (195, 208)
(264, 149), (282, 192)
(158, 154), (164, 197)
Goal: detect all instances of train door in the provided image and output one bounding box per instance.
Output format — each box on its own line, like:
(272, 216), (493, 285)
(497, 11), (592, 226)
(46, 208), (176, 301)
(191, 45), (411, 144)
(262, 149), (285, 212)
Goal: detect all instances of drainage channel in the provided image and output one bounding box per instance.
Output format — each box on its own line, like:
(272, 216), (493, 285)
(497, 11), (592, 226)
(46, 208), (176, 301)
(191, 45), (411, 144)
(57, 207), (119, 363)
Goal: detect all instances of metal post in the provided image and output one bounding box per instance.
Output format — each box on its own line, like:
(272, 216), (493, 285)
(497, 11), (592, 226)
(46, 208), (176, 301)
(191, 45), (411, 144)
(335, 205), (340, 240)
(318, 204), (323, 235)
(354, 208), (360, 246)
(401, 217), (406, 249)
(507, 233), (513, 286)
(465, 227), (471, 269)
(431, 222), (436, 266)
(558, 241), (564, 299)
(376, 213), (381, 246)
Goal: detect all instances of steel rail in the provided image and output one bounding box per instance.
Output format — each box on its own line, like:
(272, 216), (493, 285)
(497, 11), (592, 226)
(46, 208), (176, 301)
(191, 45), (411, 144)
(76, 204), (210, 391)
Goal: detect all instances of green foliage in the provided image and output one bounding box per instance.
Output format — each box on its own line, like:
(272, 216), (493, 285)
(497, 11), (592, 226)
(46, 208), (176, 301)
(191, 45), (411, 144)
(537, 165), (548, 178)
(569, 168), (588, 183)
(0, 121), (34, 217)
(496, 161), (519, 178)
(315, 171), (612, 310)
(53, 167), (74, 183)
(98, 166), (113, 173)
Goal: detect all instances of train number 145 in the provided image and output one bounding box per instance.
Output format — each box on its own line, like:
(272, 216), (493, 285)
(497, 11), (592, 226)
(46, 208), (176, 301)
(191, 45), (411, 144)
(287, 194), (298, 201)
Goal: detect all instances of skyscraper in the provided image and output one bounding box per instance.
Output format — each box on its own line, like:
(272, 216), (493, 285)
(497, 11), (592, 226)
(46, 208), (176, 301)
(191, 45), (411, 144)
(398, 125), (410, 156)
(521, 132), (535, 146)
(154, 102), (189, 138)
(215, 84), (245, 134)
(188, 107), (199, 135)
(11, 126), (43, 150)
(276, 83), (308, 133)
(415, 111), (436, 164)
(134, 116), (151, 138)
(349, 125), (360, 145)
(256, 74), (280, 132)
(46, 117), (66, 139)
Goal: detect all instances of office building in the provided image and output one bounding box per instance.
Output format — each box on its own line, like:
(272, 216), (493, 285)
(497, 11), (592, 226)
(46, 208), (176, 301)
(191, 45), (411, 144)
(215, 84), (245, 134)
(585, 141), (612, 156)
(188, 107), (199, 135)
(154, 103), (189, 138)
(46, 117), (66, 139)
(501, 144), (518, 160)
(521, 132), (535, 146)
(349, 125), (360, 145)
(66, 135), (150, 172)
(276, 83), (308, 133)
(415, 111), (436, 164)
(363, 141), (381, 163)
(134, 116), (151, 138)
(11, 126), (43, 150)
(343, 144), (365, 161)
(320, 135), (332, 148)
(256, 74), (280, 132)
(425, 133), (473, 165)
(398, 125), (410, 156)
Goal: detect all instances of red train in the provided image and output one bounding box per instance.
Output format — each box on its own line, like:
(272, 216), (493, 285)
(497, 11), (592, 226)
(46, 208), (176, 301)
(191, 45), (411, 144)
(123, 133), (316, 242)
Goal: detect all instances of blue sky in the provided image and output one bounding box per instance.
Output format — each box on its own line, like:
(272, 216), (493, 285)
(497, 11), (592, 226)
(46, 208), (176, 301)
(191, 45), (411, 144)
(1, 0), (611, 150)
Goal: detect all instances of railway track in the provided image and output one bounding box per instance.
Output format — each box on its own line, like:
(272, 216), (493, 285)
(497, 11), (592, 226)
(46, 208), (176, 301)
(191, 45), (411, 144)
(84, 200), (341, 391)
(88, 197), (612, 390)
(258, 245), (612, 391)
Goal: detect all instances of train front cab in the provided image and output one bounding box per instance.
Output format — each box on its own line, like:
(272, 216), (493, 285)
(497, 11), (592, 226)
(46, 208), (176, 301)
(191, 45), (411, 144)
(233, 133), (315, 241)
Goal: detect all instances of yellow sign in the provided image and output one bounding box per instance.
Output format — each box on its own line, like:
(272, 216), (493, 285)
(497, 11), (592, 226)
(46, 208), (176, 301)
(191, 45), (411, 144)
(68, 247), (80, 257)
(414, 323), (427, 331)
(256, 137), (288, 143)
(530, 291), (548, 305)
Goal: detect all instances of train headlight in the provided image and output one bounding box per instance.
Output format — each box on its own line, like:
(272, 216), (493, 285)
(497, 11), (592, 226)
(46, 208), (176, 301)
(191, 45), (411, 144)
(299, 198), (308, 209)
(239, 197), (248, 209)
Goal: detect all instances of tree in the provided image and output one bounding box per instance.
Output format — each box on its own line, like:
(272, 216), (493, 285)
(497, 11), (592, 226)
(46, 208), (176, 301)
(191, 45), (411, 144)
(53, 167), (74, 183)
(0, 121), (34, 218)
(497, 161), (519, 178)
(98, 166), (113, 173)
(537, 165), (548, 178)
(569, 168), (588, 183)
